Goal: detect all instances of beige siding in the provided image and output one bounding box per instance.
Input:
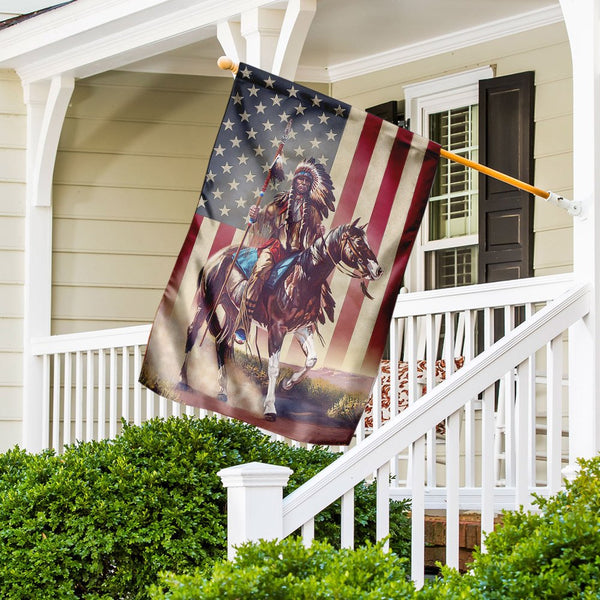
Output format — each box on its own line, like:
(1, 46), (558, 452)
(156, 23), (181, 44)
(0, 70), (25, 452)
(52, 72), (233, 333)
(331, 22), (574, 278)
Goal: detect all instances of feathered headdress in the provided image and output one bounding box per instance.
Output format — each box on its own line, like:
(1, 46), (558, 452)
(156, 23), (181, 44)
(293, 158), (336, 218)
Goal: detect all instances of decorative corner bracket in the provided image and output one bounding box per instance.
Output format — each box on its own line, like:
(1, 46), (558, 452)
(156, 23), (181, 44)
(24, 74), (74, 207)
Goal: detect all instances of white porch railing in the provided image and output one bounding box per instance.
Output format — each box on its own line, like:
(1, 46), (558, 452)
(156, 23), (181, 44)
(30, 274), (588, 584)
(216, 275), (590, 586)
(31, 324), (201, 451)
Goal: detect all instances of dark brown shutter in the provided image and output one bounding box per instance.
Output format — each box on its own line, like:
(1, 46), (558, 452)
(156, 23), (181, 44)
(366, 100), (399, 124)
(478, 72), (535, 282)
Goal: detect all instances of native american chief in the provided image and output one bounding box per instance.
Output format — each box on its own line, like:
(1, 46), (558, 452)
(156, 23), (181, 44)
(233, 157), (336, 344)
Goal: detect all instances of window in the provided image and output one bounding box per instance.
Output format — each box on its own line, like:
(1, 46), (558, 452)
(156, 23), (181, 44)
(403, 67), (493, 292)
(425, 104), (479, 288)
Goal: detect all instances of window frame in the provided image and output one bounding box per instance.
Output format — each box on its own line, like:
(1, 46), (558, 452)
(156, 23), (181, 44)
(403, 66), (493, 292)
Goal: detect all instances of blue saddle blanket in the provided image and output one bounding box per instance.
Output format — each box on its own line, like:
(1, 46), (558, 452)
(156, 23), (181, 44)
(236, 248), (298, 291)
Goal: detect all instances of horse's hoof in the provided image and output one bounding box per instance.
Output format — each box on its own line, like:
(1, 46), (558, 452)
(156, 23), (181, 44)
(264, 413), (276, 422)
(281, 378), (294, 391)
(217, 393), (228, 403)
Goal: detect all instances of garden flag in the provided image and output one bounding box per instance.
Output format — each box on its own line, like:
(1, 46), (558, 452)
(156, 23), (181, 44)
(140, 63), (440, 445)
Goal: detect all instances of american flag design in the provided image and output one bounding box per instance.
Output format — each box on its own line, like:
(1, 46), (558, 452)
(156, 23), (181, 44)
(140, 63), (440, 445)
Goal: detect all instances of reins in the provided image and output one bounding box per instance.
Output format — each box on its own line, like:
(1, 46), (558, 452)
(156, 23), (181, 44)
(323, 229), (369, 280)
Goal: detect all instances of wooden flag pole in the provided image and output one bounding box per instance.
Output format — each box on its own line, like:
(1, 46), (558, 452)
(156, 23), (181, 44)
(439, 148), (581, 216)
(216, 55), (581, 217)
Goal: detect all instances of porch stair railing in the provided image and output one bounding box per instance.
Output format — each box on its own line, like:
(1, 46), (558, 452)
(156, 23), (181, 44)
(219, 278), (590, 587)
(29, 274), (589, 584)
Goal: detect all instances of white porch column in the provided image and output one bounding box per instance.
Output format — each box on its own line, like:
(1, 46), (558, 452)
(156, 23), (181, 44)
(560, 0), (600, 467)
(218, 462), (293, 560)
(22, 75), (74, 452)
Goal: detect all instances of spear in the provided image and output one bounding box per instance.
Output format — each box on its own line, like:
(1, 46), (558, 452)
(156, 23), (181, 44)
(198, 118), (293, 346)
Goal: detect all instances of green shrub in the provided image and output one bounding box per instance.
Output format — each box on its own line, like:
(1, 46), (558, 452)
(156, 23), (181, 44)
(0, 416), (410, 599)
(422, 455), (600, 599)
(150, 537), (417, 600)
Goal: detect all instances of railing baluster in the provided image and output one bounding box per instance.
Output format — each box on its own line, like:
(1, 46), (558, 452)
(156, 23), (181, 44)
(340, 488), (354, 549)
(446, 410), (460, 569)
(411, 436), (425, 588)
(480, 308), (495, 551)
(406, 315), (418, 485)
(133, 345), (142, 426)
(122, 346), (129, 423)
(444, 312), (459, 569)
(373, 367), (382, 431)
(503, 307), (516, 486)
(63, 352), (72, 447)
(159, 395), (167, 419)
(75, 351), (83, 442)
(146, 386), (155, 420)
(407, 316), (418, 403)
(376, 462), (390, 551)
(390, 317), (400, 419)
(109, 347), (117, 438)
(527, 350), (537, 490)
(547, 335), (563, 493)
(301, 518), (314, 547)
(389, 316), (400, 484)
(86, 350), (94, 442)
(98, 349), (106, 440)
(425, 314), (436, 488)
(52, 354), (61, 451)
(463, 309), (475, 487)
(481, 382), (495, 552)
(42, 354), (50, 450)
(172, 400), (182, 417)
(515, 359), (530, 509)
(355, 405), (365, 444)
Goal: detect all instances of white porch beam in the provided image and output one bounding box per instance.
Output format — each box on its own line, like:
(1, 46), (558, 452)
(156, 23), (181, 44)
(560, 0), (600, 468)
(272, 0), (316, 80)
(217, 19), (244, 68)
(0, 0), (279, 84)
(21, 76), (73, 451)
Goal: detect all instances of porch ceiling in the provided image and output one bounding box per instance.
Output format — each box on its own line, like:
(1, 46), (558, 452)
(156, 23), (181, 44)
(0, 0), (562, 84)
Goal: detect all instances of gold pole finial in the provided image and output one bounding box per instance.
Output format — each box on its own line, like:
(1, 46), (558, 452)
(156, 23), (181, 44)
(217, 56), (239, 74)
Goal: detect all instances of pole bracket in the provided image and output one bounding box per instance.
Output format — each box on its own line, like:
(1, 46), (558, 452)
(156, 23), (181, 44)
(545, 191), (582, 217)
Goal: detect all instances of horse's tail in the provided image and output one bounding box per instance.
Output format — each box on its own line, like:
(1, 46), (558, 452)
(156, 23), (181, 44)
(185, 267), (208, 352)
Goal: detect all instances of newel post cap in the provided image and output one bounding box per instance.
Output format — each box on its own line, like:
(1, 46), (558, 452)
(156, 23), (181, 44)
(218, 461), (293, 488)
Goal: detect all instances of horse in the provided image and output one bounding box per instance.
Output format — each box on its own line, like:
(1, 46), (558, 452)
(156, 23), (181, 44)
(179, 219), (383, 421)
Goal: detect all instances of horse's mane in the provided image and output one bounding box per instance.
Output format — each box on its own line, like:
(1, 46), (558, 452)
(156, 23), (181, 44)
(296, 223), (347, 273)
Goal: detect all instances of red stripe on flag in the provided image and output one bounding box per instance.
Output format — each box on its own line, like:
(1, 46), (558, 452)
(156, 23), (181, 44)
(208, 222), (237, 258)
(330, 113), (382, 229)
(324, 128), (413, 367)
(361, 140), (441, 372)
(163, 213), (203, 314)
(365, 128), (413, 254)
(162, 216), (237, 318)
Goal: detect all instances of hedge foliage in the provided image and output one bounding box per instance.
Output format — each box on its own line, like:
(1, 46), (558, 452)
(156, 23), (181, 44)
(0, 416), (410, 600)
(151, 538), (416, 600)
(423, 455), (600, 599)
